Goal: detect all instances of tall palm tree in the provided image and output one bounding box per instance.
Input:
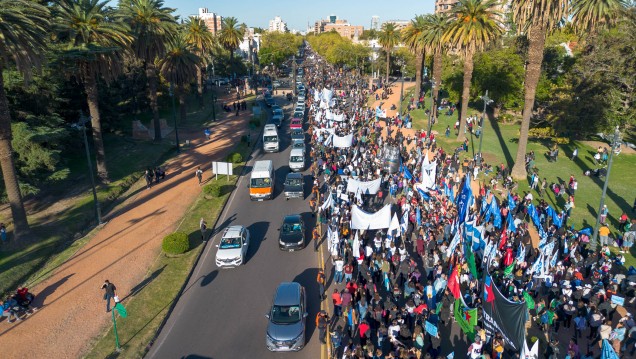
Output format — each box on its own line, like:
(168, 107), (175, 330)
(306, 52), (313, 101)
(184, 16), (214, 108)
(570, 0), (629, 31)
(378, 22), (400, 83)
(54, 0), (131, 183)
(158, 35), (199, 124)
(219, 17), (244, 60)
(443, 0), (503, 142)
(421, 14), (451, 120)
(119, 0), (177, 141)
(402, 15), (427, 95)
(0, 0), (50, 238)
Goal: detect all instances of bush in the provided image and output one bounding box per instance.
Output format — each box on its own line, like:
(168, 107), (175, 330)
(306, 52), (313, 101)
(203, 183), (222, 197)
(526, 127), (553, 138)
(553, 137), (570, 145)
(226, 152), (243, 163)
(162, 232), (189, 255)
(249, 119), (261, 128)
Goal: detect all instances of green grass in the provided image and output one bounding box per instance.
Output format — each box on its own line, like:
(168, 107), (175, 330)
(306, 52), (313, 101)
(84, 139), (253, 359)
(408, 93), (636, 267)
(0, 92), (224, 298)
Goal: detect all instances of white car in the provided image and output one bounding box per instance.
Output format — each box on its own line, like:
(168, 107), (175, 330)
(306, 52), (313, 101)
(216, 225), (250, 267)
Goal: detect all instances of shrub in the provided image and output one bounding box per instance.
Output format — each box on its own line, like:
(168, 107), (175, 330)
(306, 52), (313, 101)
(226, 152), (243, 163)
(249, 119), (261, 128)
(162, 232), (189, 255)
(553, 137), (570, 145)
(526, 127), (554, 138)
(203, 183), (222, 197)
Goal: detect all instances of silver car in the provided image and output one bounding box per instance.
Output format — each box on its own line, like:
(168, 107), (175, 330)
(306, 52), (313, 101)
(265, 282), (307, 351)
(215, 225), (250, 267)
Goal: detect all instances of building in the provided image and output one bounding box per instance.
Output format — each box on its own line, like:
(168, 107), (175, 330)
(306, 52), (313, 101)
(238, 27), (261, 62)
(268, 16), (287, 32)
(314, 17), (364, 40)
(383, 20), (410, 31)
(371, 16), (380, 31)
(434, 0), (459, 14)
(197, 8), (222, 35)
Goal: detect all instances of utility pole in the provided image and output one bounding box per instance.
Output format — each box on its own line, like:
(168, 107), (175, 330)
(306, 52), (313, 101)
(590, 126), (621, 251)
(169, 84), (179, 153)
(477, 90), (493, 165)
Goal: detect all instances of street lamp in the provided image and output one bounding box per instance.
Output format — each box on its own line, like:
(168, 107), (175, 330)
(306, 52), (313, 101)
(590, 126), (622, 251)
(168, 84), (179, 153)
(398, 60), (405, 118)
(211, 91), (217, 121)
(75, 112), (103, 225)
(477, 90), (493, 165)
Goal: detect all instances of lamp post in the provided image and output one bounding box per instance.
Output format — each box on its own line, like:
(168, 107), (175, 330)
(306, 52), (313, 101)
(76, 113), (103, 225)
(590, 126), (622, 252)
(211, 91), (217, 121)
(398, 60), (405, 118)
(169, 84), (179, 153)
(477, 90), (493, 165)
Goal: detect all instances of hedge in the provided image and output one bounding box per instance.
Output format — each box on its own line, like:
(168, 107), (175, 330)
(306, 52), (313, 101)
(202, 183), (222, 197)
(162, 232), (189, 255)
(226, 152), (243, 163)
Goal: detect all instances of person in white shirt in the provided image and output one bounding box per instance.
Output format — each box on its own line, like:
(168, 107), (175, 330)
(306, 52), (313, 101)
(467, 337), (484, 358)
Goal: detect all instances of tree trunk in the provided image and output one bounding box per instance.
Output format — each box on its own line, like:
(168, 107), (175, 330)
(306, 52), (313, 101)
(457, 51), (474, 142)
(83, 67), (109, 183)
(178, 88), (187, 124)
(511, 23), (546, 179)
(0, 69), (29, 238)
(146, 62), (161, 141)
(196, 65), (204, 109)
(415, 51), (423, 97)
(432, 49), (443, 120)
(385, 50), (390, 84)
(230, 47), (234, 60)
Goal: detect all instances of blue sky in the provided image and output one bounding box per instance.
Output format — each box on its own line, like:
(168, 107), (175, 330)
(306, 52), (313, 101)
(160, 0), (435, 31)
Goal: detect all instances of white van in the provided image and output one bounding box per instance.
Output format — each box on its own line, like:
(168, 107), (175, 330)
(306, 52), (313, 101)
(249, 160), (275, 200)
(263, 124), (279, 152)
(289, 148), (305, 172)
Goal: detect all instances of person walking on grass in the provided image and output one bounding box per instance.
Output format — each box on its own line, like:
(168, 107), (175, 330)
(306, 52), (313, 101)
(195, 166), (204, 185)
(200, 218), (207, 241)
(100, 280), (117, 313)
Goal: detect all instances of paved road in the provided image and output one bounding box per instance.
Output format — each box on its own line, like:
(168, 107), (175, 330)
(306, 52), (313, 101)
(147, 93), (324, 359)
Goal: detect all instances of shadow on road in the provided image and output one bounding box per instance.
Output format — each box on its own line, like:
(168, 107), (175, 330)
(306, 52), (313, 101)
(292, 267), (319, 343)
(32, 273), (75, 307)
(200, 270), (219, 287)
(247, 221), (269, 262)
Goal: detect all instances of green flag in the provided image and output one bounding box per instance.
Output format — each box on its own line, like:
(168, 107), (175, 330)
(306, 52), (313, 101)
(454, 299), (477, 342)
(114, 302), (128, 318)
(435, 301), (443, 315)
(523, 291), (535, 310)
(465, 242), (479, 279)
(503, 260), (516, 277)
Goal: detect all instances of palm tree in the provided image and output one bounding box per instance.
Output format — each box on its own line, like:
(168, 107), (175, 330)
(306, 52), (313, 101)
(54, 0), (131, 183)
(119, 0), (177, 141)
(378, 22), (400, 83)
(184, 16), (214, 108)
(402, 15), (427, 95)
(570, 0), (629, 31)
(0, 0), (49, 238)
(421, 14), (451, 120)
(219, 17), (244, 60)
(158, 35), (200, 124)
(443, 0), (503, 142)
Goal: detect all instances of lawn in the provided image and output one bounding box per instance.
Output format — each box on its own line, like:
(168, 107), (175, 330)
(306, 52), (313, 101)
(407, 89), (636, 267)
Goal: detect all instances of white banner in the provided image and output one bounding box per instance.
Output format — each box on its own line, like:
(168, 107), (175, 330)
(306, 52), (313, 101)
(351, 204), (392, 230)
(346, 177), (382, 195)
(322, 88), (333, 103)
(320, 193), (334, 211)
(333, 133), (353, 148)
(388, 213), (400, 238)
(420, 161), (437, 191)
(333, 113), (345, 122)
(314, 90), (321, 102)
(325, 110), (334, 120)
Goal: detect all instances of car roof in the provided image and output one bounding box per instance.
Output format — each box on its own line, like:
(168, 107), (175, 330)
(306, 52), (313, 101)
(290, 148), (304, 156)
(283, 214), (302, 223)
(273, 282), (302, 306)
(286, 172), (303, 179)
(291, 118), (301, 122)
(223, 225), (244, 238)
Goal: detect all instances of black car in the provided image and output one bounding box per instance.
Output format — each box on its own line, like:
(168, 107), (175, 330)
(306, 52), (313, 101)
(278, 215), (305, 250)
(284, 173), (304, 200)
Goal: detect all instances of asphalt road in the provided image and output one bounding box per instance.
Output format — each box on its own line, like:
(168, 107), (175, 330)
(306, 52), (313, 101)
(147, 92), (324, 359)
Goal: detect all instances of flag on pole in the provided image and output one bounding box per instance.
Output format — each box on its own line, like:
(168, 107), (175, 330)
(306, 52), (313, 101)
(457, 175), (473, 227)
(601, 339), (620, 359)
(508, 192), (516, 211)
(454, 298), (477, 342)
(416, 206), (421, 226)
(522, 291), (535, 310)
(465, 239), (479, 278)
(504, 260), (516, 276)
(491, 199), (502, 229)
(507, 211), (517, 233)
(448, 266), (461, 299)
(516, 244), (526, 263)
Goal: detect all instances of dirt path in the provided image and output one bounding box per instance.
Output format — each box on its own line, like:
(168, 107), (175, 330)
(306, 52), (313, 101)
(0, 93), (253, 358)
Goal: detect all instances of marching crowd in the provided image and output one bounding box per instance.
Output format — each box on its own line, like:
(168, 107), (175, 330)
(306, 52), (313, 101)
(302, 47), (635, 359)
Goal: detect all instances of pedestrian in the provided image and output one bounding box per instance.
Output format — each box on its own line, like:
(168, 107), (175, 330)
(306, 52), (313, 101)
(317, 269), (326, 301)
(600, 205), (609, 224)
(313, 225), (321, 252)
(571, 147), (578, 161)
(204, 128), (212, 140)
(332, 288), (342, 318)
(599, 224), (611, 246)
(333, 256), (344, 284)
(317, 310), (329, 344)
(0, 223), (7, 243)
(144, 169), (153, 189)
(200, 218), (207, 241)
(100, 279), (117, 313)
(195, 166), (203, 185)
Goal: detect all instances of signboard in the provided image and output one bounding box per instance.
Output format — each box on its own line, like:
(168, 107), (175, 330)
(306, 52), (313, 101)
(425, 321), (438, 338)
(611, 295), (625, 306)
(211, 161), (233, 180)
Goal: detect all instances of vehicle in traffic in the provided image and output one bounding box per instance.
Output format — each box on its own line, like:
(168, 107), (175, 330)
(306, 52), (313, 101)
(272, 108), (284, 127)
(290, 129), (304, 145)
(249, 160), (275, 201)
(272, 104), (281, 113)
(265, 96), (275, 107)
(293, 110), (304, 119)
(283, 173), (304, 200)
(288, 148), (305, 172)
(263, 124), (279, 152)
(215, 225), (250, 267)
(289, 118), (302, 130)
(286, 93), (293, 101)
(278, 215), (305, 250)
(265, 282), (308, 351)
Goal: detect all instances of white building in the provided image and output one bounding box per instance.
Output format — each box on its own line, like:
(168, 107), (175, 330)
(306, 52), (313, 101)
(238, 27), (261, 62)
(268, 16), (287, 32)
(371, 16), (380, 31)
(197, 8), (222, 35)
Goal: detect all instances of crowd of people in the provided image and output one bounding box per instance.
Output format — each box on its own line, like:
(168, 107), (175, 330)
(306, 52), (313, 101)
(301, 46), (635, 359)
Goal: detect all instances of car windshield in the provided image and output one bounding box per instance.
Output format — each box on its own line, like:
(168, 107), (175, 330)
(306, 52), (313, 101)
(291, 156), (303, 162)
(219, 236), (241, 249)
(285, 178), (302, 186)
(282, 222), (302, 234)
(264, 136), (278, 142)
(251, 177), (272, 188)
(271, 305), (301, 324)
(273, 109), (283, 115)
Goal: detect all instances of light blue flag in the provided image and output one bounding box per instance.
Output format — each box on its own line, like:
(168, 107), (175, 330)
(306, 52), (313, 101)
(400, 210), (409, 236)
(508, 192), (516, 211)
(507, 211), (517, 232)
(516, 244), (526, 263)
(490, 199), (502, 229)
(601, 339), (620, 359)
(550, 250), (559, 268)
(416, 207), (421, 226)
(457, 176), (473, 226)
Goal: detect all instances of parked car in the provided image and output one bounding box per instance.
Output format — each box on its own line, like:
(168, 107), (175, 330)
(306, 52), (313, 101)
(289, 118), (302, 130)
(215, 225), (250, 267)
(278, 215), (305, 250)
(265, 282), (307, 351)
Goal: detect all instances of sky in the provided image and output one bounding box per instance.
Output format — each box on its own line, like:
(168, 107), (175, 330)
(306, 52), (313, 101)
(160, 0), (436, 31)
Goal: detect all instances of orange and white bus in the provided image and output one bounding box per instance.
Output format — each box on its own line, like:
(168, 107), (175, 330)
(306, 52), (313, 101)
(249, 160), (275, 201)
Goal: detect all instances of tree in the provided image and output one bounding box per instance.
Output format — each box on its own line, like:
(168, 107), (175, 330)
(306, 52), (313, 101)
(54, 0), (131, 183)
(421, 14), (451, 120)
(443, 0), (503, 142)
(158, 35), (199, 125)
(0, 0), (50, 238)
(402, 15), (427, 95)
(219, 16), (244, 60)
(378, 22), (400, 83)
(119, 0), (177, 141)
(259, 32), (302, 66)
(184, 16), (214, 109)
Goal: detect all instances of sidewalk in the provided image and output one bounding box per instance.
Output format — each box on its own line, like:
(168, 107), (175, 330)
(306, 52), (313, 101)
(0, 93), (253, 358)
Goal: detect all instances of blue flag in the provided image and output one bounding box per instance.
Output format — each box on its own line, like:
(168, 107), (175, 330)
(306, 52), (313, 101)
(601, 339), (620, 359)
(507, 211), (516, 232)
(489, 199), (502, 229)
(416, 207), (421, 226)
(457, 176), (473, 226)
(400, 164), (413, 180)
(508, 192), (516, 211)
